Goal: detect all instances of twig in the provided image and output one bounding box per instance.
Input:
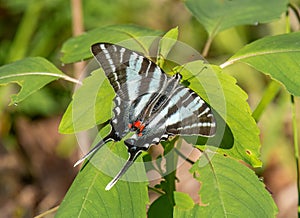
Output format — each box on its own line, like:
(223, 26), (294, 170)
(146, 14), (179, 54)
(71, 0), (85, 79)
(34, 205), (59, 218)
(148, 186), (165, 195)
(174, 147), (195, 165)
(291, 95), (300, 216)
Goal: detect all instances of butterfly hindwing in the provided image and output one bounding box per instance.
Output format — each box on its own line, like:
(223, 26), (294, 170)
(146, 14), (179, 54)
(165, 86), (216, 136)
(123, 73), (216, 153)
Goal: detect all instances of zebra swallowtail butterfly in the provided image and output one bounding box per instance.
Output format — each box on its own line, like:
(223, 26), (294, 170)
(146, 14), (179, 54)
(74, 43), (216, 190)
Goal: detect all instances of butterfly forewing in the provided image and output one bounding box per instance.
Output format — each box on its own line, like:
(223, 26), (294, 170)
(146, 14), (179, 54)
(91, 43), (167, 101)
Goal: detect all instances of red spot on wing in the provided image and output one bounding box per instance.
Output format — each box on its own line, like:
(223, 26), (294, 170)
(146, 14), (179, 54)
(133, 120), (142, 128)
(130, 120), (145, 136)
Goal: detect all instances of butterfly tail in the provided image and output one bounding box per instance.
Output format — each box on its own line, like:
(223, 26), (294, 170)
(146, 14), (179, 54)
(105, 148), (143, 190)
(74, 128), (118, 167)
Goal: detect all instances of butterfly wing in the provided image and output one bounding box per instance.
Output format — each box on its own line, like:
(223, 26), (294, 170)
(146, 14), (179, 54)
(92, 43), (171, 138)
(165, 85), (216, 136)
(106, 77), (216, 190)
(91, 43), (168, 101)
(91, 43), (170, 189)
(126, 79), (216, 150)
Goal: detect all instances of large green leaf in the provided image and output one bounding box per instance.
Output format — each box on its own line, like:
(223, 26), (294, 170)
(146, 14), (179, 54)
(174, 152), (277, 217)
(59, 69), (114, 133)
(61, 24), (163, 64)
(221, 32), (300, 96)
(0, 57), (78, 105)
(56, 126), (149, 217)
(178, 61), (261, 167)
(185, 0), (288, 37)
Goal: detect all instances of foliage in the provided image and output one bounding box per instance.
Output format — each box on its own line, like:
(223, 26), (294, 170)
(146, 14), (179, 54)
(0, 0), (299, 217)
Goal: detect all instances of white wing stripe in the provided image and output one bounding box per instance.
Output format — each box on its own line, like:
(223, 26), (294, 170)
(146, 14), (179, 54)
(145, 60), (152, 77)
(100, 44), (116, 72)
(197, 107), (211, 117)
(133, 94), (153, 118)
(120, 47), (125, 63)
(126, 53), (142, 100)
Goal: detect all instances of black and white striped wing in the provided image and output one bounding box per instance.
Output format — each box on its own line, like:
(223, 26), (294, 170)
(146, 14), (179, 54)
(89, 42), (216, 190)
(92, 42), (169, 138)
(125, 84), (216, 152)
(91, 43), (167, 101)
(165, 86), (216, 136)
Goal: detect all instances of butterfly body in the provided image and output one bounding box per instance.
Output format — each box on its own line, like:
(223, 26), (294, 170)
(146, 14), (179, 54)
(75, 43), (216, 190)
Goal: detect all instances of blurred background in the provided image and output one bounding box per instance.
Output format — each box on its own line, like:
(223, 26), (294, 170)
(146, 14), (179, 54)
(0, 0), (299, 217)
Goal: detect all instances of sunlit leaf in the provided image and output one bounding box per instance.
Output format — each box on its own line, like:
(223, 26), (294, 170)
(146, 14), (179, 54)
(178, 61), (261, 167)
(157, 27), (178, 67)
(173, 191), (194, 210)
(174, 152), (277, 217)
(222, 32), (300, 96)
(57, 126), (149, 217)
(0, 57), (77, 105)
(59, 69), (114, 133)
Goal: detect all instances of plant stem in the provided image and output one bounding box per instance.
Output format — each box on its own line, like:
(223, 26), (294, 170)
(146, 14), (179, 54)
(288, 3), (300, 26)
(34, 205), (59, 218)
(161, 137), (179, 209)
(174, 147), (195, 165)
(291, 95), (300, 216)
(252, 80), (281, 122)
(71, 0), (85, 79)
(148, 186), (165, 195)
(7, 0), (43, 63)
(201, 36), (213, 57)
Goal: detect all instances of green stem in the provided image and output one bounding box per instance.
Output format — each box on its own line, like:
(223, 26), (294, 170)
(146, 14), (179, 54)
(291, 95), (300, 215)
(148, 186), (165, 195)
(161, 136), (179, 209)
(252, 80), (281, 122)
(201, 36), (213, 57)
(174, 147), (195, 165)
(6, 0), (43, 63)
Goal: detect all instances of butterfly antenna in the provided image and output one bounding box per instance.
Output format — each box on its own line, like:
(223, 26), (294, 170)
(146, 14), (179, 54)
(105, 148), (142, 191)
(74, 129), (118, 167)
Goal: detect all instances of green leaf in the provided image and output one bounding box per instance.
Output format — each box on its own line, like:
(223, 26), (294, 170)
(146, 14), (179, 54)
(59, 69), (114, 134)
(177, 61), (261, 167)
(57, 126), (149, 217)
(148, 194), (173, 218)
(173, 191), (194, 210)
(221, 32), (300, 96)
(61, 24), (163, 64)
(0, 57), (77, 105)
(15, 88), (60, 116)
(175, 152), (277, 217)
(157, 27), (178, 67)
(185, 0), (288, 37)
(173, 193), (197, 217)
